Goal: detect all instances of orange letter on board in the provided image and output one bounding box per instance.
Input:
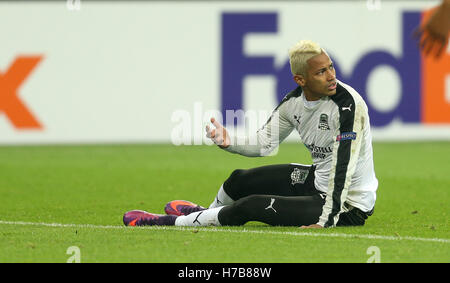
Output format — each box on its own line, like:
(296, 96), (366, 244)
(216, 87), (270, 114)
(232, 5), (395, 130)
(0, 56), (43, 129)
(421, 9), (450, 124)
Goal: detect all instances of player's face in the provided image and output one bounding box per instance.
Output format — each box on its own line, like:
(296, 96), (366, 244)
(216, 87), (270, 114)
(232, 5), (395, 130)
(295, 52), (337, 100)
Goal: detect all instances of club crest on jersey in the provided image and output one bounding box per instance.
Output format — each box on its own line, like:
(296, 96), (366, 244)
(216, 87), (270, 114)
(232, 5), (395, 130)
(290, 168), (309, 185)
(336, 132), (357, 141)
(318, 113), (330, 130)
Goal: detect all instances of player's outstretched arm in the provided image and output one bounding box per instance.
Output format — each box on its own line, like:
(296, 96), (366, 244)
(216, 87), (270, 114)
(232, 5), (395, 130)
(205, 103), (295, 157)
(205, 115), (280, 157)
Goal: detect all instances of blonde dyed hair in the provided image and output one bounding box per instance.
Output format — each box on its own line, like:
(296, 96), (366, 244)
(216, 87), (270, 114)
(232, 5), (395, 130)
(289, 40), (326, 76)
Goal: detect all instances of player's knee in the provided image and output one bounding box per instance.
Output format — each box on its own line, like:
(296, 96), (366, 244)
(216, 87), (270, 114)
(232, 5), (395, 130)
(223, 169), (245, 198)
(227, 169), (245, 184)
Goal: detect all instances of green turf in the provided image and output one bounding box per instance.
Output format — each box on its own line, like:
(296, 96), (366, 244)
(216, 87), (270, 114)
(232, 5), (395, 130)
(0, 142), (449, 263)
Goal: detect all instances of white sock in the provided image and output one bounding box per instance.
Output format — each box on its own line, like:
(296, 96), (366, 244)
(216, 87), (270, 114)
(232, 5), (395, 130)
(208, 185), (234, 208)
(175, 207), (224, 227)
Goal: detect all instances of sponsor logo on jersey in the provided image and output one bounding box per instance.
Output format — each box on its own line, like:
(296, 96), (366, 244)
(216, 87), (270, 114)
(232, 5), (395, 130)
(305, 143), (333, 159)
(336, 132), (357, 141)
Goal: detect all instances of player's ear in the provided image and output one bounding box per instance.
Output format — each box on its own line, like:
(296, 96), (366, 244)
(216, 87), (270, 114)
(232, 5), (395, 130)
(293, 74), (306, 87)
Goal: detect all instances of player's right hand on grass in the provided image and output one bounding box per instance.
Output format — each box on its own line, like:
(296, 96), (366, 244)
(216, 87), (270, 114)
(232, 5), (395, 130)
(206, 117), (231, 148)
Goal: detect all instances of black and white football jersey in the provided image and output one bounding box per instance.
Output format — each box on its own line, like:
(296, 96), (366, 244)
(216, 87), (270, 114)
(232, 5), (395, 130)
(225, 80), (378, 227)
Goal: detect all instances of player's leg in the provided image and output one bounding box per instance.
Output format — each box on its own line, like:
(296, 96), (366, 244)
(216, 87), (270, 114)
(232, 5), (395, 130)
(217, 194), (325, 226)
(174, 193), (325, 227)
(124, 194), (371, 227)
(209, 163), (316, 208)
(124, 188), (324, 227)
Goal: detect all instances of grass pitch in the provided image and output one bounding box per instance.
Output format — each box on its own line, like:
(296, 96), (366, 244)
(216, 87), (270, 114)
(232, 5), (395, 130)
(0, 142), (449, 263)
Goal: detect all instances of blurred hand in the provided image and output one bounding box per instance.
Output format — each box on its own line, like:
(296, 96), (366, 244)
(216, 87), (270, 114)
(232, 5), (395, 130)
(206, 117), (231, 148)
(414, 0), (450, 58)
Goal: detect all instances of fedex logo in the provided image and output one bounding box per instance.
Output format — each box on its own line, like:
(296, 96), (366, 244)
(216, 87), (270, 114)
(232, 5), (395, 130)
(221, 11), (450, 127)
(0, 56), (43, 130)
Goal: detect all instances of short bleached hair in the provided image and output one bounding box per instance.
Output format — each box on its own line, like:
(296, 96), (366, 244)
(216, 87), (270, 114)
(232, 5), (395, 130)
(289, 40), (326, 76)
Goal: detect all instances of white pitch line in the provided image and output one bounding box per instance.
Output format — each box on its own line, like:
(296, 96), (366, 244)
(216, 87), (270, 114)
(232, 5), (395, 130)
(0, 220), (449, 244)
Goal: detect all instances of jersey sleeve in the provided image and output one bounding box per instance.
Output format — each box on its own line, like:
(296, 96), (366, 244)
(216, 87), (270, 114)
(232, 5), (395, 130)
(224, 98), (295, 157)
(317, 97), (366, 228)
